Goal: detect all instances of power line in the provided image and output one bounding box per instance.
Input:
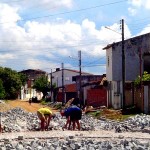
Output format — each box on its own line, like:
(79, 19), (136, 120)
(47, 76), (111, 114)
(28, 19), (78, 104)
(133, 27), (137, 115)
(0, 40), (108, 53)
(1, 0), (25, 3)
(0, 0), (127, 25)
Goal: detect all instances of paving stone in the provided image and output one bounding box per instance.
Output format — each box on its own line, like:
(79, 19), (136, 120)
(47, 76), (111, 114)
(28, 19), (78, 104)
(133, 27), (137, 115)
(1, 107), (150, 149)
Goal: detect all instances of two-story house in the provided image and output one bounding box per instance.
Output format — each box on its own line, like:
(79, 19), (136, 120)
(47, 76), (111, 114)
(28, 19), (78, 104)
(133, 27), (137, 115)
(103, 33), (150, 110)
(49, 68), (92, 102)
(19, 69), (47, 100)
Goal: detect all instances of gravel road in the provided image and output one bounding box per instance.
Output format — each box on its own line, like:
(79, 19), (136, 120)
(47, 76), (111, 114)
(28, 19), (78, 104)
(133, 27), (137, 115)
(1, 130), (150, 150)
(1, 130), (150, 140)
(1, 100), (150, 149)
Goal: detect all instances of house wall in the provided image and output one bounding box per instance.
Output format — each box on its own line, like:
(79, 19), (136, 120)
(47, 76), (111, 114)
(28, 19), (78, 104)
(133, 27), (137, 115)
(50, 69), (81, 87)
(105, 33), (150, 110)
(83, 86), (89, 104)
(125, 88), (133, 107)
(110, 81), (122, 109)
(19, 69), (46, 100)
(110, 33), (150, 81)
(134, 88), (144, 112)
(20, 85), (43, 100)
(148, 85), (150, 113)
(106, 47), (113, 81)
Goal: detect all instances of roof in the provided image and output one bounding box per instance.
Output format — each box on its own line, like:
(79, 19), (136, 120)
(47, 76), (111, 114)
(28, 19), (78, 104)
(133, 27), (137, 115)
(82, 76), (107, 87)
(103, 43), (115, 50)
(19, 69), (46, 74)
(53, 68), (92, 75)
(103, 32), (150, 50)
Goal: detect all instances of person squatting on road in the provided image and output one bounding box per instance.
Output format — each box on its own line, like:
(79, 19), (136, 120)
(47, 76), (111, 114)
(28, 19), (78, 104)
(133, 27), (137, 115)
(61, 105), (82, 130)
(37, 107), (54, 131)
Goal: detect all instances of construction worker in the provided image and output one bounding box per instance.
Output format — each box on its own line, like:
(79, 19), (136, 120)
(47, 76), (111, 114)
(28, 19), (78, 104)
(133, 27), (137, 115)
(37, 107), (54, 131)
(60, 105), (82, 130)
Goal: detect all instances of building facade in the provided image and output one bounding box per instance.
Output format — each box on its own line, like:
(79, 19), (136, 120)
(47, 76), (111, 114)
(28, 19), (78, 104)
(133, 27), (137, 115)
(103, 33), (150, 109)
(19, 69), (47, 100)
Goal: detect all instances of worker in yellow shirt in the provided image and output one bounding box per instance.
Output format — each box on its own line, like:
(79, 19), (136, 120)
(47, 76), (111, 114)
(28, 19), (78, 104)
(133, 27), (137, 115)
(37, 107), (54, 131)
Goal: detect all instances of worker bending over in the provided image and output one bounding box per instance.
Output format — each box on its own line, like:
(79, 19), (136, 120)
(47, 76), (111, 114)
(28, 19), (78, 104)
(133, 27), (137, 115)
(61, 105), (82, 130)
(37, 107), (54, 131)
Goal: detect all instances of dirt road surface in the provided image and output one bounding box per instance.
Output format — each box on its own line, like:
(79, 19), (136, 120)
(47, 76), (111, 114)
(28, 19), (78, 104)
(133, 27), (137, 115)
(0, 99), (57, 113)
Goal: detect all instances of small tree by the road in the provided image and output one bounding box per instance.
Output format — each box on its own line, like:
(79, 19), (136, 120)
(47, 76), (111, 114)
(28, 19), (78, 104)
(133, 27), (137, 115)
(134, 71), (150, 86)
(0, 67), (26, 99)
(0, 79), (5, 99)
(32, 75), (50, 99)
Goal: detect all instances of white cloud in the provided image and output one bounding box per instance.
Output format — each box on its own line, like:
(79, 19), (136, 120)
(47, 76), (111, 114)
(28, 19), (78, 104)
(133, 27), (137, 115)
(0, 2), (133, 74)
(5, 0), (73, 11)
(0, 3), (20, 27)
(128, 0), (150, 9)
(138, 24), (150, 35)
(128, 7), (137, 16)
(128, 0), (142, 7)
(0, 53), (14, 59)
(145, 0), (150, 9)
(35, 0), (73, 8)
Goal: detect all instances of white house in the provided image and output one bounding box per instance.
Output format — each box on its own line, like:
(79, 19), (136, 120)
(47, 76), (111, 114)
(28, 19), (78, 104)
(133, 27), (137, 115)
(49, 68), (92, 102)
(19, 69), (47, 100)
(49, 68), (91, 88)
(103, 33), (150, 109)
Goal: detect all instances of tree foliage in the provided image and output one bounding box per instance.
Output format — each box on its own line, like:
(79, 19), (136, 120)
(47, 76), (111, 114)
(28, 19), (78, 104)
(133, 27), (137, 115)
(0, 79), (5, 99)
(32, 75), (50, 99)
(134, 71), (150, 86)
(0, 67), (27, 99)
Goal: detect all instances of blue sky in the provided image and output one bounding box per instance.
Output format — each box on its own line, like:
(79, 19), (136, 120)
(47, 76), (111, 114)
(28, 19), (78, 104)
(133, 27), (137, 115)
(0, 0), (150, 75)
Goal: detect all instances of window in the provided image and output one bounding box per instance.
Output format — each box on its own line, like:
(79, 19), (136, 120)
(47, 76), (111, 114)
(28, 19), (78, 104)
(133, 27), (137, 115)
(117, 81), (120, 93)
(25, 90), (28, 94)
(107, 56), (109, 67)
(65, 77), (70, 81)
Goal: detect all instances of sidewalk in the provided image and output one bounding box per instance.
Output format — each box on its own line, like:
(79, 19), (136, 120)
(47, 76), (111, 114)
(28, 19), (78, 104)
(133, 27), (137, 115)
(1, 130), (150, 140)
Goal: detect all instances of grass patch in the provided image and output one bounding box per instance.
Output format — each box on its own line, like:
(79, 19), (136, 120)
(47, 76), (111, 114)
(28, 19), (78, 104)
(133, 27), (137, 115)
(53, 103), (62, 110)
(121, 114), (136, 121)
(86, 111), (101, 118)
(85, 108), (137, 121)
(40, 99), (47, 105)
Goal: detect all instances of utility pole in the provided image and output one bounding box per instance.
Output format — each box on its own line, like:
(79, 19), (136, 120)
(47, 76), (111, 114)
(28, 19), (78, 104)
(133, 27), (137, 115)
(78, 50), (82, 106)
(120, 19), (125, 109)
(62, 63), (65, 105)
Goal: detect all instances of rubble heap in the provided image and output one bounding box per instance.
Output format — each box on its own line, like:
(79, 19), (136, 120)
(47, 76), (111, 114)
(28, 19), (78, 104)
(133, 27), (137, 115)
(0, 136), (149, 150)
(1, 107), (150, 133)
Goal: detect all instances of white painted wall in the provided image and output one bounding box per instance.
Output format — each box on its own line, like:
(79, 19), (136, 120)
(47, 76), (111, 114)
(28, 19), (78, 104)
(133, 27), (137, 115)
(106, 47), (113, 81)
(20, 85), (43, 100)
(105, 33), (150, 109)
(109, 33), (150, 82)
(49, 69), (84, 87)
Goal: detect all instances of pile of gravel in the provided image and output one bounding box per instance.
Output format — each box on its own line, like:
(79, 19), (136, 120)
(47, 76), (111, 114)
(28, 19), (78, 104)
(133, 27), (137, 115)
(1, 107), (150, 133)
(0, 136), (149, 150)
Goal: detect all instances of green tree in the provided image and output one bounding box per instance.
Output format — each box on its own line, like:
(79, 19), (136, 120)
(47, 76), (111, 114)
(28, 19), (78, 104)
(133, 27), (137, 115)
(0, 67), (25, 99)
(0, 79), (5, 99)
(32, 75), (50, 99)
(19, 73), (28, 86)
(134, 71), (150, 86)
